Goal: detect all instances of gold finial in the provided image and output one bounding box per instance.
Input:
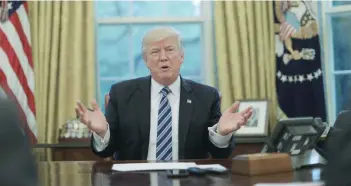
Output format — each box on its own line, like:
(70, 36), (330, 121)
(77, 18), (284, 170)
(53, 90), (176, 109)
(0, 1), (9, 23)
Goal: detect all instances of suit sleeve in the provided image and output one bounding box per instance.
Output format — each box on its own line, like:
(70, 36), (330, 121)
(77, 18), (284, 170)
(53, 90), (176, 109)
(91, 85), (120, 158)
(206, 90), (233, 159)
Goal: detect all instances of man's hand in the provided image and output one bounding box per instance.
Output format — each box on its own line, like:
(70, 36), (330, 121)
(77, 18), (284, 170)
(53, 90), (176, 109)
(217, 101), (253, 136)
(75, 100), (108, 137)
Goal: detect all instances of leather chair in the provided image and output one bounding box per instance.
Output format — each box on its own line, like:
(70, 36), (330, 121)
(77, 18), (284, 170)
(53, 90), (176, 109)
(104, 93), (118, 160)
(218, 91), (222, 106)
(104, 93), (109, 110)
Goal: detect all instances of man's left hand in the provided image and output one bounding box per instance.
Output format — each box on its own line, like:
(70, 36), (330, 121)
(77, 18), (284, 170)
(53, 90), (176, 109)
(217, 101), (253, 136)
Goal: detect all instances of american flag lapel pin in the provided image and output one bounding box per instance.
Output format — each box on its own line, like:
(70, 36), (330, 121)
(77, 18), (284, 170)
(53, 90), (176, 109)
(187, 99), (192, 104)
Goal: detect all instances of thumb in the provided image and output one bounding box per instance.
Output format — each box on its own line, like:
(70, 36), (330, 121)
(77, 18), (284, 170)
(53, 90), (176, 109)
(91, 99), (100, 111)
(226, 101), (240, 113)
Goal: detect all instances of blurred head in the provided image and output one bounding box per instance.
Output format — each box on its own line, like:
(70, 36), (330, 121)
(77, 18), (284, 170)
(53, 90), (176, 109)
(142, 27), (184, 86)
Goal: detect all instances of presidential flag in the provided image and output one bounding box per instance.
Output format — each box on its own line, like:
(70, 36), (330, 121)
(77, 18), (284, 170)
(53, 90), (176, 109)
(274, 1), (326, 121)
(0, 1), (37, 144)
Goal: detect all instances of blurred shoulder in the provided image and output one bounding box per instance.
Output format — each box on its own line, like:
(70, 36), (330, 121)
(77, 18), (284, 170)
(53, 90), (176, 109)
(334, 109), (351, 129)
(0, 98), (17, 118)
(338, 109), (351, 117)
(0, 98), (22, 135)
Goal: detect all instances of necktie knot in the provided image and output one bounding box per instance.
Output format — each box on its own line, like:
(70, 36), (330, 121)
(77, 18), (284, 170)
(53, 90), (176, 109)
(160, 87), (171, 96)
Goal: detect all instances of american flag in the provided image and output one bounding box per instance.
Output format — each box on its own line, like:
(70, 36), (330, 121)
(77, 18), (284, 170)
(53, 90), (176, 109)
(280, 21), (296, 41)
(0, 1), (37, 144)
(279, 0), (296, 41)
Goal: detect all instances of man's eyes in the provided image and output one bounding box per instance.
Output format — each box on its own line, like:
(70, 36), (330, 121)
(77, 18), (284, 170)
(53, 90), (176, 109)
(150, 48), (175, 54)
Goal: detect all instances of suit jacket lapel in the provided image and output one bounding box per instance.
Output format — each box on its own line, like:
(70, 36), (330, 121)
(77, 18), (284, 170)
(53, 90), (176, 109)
(135, 76), (151, 160)
(178, 78), (194, 159)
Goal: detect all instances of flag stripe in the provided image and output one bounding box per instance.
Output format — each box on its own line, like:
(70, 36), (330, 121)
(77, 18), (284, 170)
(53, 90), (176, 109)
(280, 22), (296, 40)
(6, 11), (33, 72)
(0, 17), (34, 94)
(0, 69), (37, 144)
(0, 49), (37, 138)
(23, 2), (29, 17)
(0, 1), (37, 144)
(15, 6), (32, 46)
(0, 29), (35, 115)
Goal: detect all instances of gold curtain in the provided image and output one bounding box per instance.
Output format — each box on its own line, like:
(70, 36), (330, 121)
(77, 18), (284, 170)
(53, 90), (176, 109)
(214, 1), (282, 129)
(28, 1), (96, 143)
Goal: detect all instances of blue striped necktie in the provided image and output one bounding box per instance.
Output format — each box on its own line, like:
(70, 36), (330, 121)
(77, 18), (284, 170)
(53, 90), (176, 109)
(156, 87), (172, 161)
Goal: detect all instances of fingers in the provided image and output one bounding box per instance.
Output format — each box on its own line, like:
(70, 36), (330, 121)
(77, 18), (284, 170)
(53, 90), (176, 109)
(226, 101), (240, 113)
(75, 107), (81, 117)
(91, 99), (100, 111)
(76, 100), (89, 126)
(240, 106), (252, 116)
(239, 107), (253, 122)
(75, 107), (84, 120)
(76, 100), (87, 113)
(236, 108), (253, 128)
(245, 109), (253, 120)
(238, 115), (246, 126)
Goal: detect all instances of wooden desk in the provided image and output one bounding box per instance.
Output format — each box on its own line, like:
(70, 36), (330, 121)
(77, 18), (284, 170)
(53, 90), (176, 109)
(33, 143), (100, 161)
(37, 159), (324, 186)
(34, 137), (266, 161)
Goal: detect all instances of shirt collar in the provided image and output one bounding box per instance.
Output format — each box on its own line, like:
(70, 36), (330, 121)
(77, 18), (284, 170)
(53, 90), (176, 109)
(151, 76), (181, 98)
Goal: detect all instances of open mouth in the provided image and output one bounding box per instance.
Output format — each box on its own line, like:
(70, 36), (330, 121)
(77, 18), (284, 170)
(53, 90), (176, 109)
(161, 66), (170, 70)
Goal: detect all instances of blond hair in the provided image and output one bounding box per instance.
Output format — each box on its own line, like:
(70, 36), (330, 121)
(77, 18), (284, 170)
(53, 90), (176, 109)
(142, 26), (183, 55)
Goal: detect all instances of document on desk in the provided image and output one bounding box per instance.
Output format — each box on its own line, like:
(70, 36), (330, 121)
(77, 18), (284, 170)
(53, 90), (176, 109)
(194, 164), (228, 171)
(112, 162), (197, 172)
(254, 181), (325, 186)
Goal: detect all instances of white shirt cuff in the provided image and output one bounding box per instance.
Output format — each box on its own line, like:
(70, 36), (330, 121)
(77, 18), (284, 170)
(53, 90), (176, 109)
(92, 125), (110, 152)
(208, 124), (233, 148)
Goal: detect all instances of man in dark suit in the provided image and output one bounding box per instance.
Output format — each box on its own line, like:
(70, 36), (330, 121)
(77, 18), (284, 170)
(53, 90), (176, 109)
(76, 27), (253, 160)
(0, 97), (38, 186)
(322, 110), (351, 186)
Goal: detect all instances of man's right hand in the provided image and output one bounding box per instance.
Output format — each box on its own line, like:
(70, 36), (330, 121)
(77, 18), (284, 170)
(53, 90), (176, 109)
(75, 100), (108, 137)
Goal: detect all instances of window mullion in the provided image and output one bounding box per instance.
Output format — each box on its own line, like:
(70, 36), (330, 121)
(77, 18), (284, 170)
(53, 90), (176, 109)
(129, 25), (135, 79)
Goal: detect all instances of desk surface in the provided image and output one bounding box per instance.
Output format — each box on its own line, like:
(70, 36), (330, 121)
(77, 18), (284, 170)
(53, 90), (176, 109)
(37, 159), (323, 186)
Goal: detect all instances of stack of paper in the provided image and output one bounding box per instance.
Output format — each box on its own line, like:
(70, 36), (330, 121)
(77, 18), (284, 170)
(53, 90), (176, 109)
(112, 162), (197, 172)
(254, 181), (325, 186)
(111, 162), (228, 172)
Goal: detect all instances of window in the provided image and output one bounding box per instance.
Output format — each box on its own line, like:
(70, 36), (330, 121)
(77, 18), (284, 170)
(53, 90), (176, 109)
(319, 1), (351, 125)
(94, 1), (214, 111)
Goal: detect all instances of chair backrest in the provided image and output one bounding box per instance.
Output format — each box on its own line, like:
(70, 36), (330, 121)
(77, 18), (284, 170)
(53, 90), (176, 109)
(218, 91), (222, 106)
(104, 93), (109, 110)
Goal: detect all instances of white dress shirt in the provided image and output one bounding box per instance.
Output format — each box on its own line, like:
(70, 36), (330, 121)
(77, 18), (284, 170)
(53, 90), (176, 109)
(93, 76), (233, 160)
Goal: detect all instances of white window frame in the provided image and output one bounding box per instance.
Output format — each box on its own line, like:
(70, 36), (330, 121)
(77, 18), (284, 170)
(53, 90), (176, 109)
(94, 1), (214, 105)
(319, 1), (351, 125)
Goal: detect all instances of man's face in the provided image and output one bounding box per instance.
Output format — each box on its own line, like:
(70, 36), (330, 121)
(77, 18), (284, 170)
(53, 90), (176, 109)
(144, 36), (184, 84)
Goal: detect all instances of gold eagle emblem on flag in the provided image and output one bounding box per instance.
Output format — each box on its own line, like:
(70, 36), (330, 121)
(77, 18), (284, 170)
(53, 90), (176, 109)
(275, 0), (319, 64)
(0, 1), (10, 22)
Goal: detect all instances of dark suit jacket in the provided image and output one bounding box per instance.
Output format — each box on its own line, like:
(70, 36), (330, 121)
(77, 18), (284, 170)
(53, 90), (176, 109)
(92, 76), (233, 160)
(322, 110), (351, 186)
(0, 98), (38, 186)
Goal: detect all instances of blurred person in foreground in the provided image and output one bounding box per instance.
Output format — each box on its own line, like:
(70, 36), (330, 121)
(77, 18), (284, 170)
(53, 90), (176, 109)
(322, 109), (351, 186)
(76, 27), (253, 160)
(0, 97), (38, 186)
